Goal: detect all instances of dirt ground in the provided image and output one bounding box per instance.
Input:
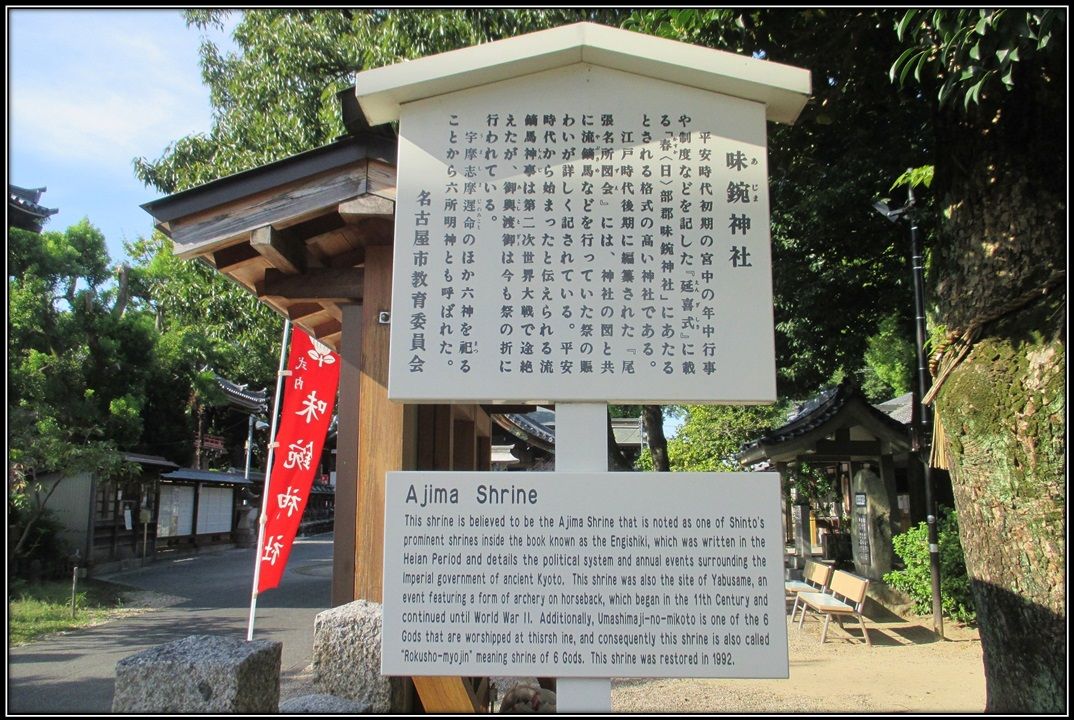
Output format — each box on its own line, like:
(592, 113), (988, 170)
(611, 607), (985, 714)
(278, 603), (985, 713)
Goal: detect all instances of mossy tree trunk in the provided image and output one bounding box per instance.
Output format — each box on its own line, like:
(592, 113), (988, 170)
(929, 62), (1066, 713)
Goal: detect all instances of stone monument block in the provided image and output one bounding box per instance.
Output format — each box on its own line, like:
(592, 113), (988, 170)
(112, 634), (281, 713)
(279, 693), (371, 713)
(312, 600), (409, 713)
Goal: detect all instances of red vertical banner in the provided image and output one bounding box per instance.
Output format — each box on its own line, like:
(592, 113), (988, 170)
(257, 328), (340, 593)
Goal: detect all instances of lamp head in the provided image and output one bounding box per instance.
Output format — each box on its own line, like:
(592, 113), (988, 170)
(874, 182), (917, 224)
(872, 199), (906, 223)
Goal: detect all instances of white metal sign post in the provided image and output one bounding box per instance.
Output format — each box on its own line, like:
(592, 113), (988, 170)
(554, 403), (611, 711)
(357, 22), (810, 714)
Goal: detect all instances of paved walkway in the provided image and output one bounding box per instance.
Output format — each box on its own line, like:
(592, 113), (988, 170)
(7, 534), (332, 714)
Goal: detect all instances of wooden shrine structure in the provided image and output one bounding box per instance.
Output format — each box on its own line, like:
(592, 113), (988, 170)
(143, 102), (521, 712)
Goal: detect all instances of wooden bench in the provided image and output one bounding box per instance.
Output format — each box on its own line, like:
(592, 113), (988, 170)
(794, 569), (871, 646)
(785, 559), (833, 620)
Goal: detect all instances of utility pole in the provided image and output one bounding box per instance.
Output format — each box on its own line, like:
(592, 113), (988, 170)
(909, 206), (944, 640)
(874, 185), (944, 639)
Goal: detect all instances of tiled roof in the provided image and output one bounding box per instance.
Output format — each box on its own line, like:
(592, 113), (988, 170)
(9, 184), (58, 231)
(493, 409), (642, 453)
(738, 382), (911, 464)
(214, 374), (269, 413)
(874, 392), (914, 425)
(121, 452), (180, 469)
(161, 468), (253, 485)
(499, 410), (556, 450)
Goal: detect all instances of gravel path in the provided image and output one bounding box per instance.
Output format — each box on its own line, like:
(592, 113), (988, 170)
(611, 614), (984, 713)
(119, 589), (985, 713)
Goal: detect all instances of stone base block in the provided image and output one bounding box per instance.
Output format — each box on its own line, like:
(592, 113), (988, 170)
(112, 634), (281, 713)
(312, 600), (410, 713)
(280, 693), (370, 713)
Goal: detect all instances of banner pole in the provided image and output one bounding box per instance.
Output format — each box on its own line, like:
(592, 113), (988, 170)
(247, 318), (292, 641)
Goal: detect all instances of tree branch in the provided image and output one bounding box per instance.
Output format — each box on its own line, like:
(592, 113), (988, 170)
(13, 467), (64, 558)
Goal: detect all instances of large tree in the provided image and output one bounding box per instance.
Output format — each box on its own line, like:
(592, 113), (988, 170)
(124, 232), (282, 468)
(135, 9), (627, 195)
(891, 10), (1065, 712)
(134, 9), (659, 465)
(8, 222), (155, 558)
(665, 405), (787, 473)
(624, 8), (931, 397)
(139, 9), (924, 398)
(134, 9), (924, 467)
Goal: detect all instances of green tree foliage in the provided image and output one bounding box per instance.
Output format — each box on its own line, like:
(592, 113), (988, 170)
(135, 9), (627, 194)
(891, 9), (1063, 110)
(131, 9), (633, 466)
(664, 405), (786, 472)
(885, 508), (975, 623)
(8, 222), (148, 558)
(787, 461), (839, 515)
(125, 232), (279, 385)
(861, 313), (914, 402)
(124, 232), (282, 467)
(8, 222), (151, 454)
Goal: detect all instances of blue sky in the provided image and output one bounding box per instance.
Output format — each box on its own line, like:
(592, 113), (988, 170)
(8, 9), (693, 437)
(8, 9), (235, 262)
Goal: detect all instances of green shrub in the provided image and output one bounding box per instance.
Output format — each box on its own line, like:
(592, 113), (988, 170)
(884, 507), (976, 623)
(9, 506), (68, 579)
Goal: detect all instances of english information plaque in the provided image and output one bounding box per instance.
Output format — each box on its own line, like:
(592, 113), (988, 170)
(382, 471), (789, 678)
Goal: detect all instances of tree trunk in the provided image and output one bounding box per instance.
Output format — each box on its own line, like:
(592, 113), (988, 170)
(606, 410), (633, 471)
(930, 70), (1065, 712)
(642, 405), (669, 471)
(112, 264), (130, 318)
(935, 316), (1064, 712)
(13, 468), (64, 559)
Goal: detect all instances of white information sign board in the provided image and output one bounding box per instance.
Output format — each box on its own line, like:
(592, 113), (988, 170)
(389, 64), (776, 404)
(382, 471), (788, 678)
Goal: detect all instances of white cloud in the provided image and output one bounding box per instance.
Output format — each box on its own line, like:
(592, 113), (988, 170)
(13, 85), (209, 169)
(8, 9), (240, 259)
(9, 9), (215, 175)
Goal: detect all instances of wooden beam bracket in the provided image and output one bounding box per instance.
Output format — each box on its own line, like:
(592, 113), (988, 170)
(339, 194), (395, 221)
(251, 225), (307, 275)
(261, 267), (364, 301)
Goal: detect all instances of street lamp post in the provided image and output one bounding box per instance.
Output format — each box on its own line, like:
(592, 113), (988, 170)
(244, 413), (270, 485)
(873, 186), (945, 640)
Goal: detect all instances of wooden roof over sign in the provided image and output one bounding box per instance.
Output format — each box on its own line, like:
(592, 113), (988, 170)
(355, 21), (812, 125)
(141, 127), (398, 353)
